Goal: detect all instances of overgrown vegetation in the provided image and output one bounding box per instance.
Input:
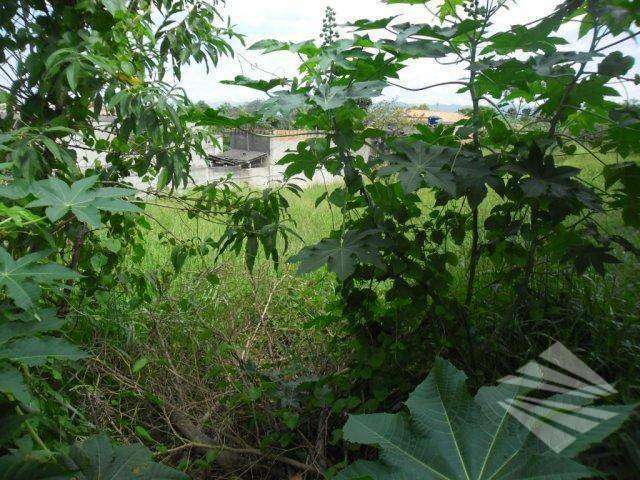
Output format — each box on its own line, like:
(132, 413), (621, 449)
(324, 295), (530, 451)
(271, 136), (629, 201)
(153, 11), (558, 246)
(1, 0), (639, 479)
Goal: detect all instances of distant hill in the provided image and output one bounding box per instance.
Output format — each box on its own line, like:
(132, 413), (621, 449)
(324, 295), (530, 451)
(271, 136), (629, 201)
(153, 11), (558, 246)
(371, 100), (470, 112)
(209, 99), (472, 113)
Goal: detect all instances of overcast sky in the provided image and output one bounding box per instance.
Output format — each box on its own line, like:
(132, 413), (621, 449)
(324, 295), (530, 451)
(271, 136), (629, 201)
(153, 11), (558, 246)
(178, 0), (640, 107)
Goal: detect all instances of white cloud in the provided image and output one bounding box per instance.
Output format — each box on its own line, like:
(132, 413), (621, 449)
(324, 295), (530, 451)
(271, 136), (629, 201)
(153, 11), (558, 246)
(178, 0), (640, 106)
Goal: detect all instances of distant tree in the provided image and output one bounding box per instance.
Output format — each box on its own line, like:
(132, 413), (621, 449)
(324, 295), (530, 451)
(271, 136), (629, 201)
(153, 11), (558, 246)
(367, 101), (414, 133)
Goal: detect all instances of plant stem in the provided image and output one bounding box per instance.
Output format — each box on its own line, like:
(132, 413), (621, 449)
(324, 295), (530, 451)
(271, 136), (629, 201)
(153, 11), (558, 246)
(465, 207), (480, 309)
(57, 224), (87, 317)
(15, 405), (54, 457)
(461, 3), (487, 365)
(523, 204), (539, 288)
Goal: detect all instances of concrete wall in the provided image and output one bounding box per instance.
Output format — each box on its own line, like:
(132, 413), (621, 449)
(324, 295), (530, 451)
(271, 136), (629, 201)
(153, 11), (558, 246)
(187, 132), (371, 188)
(230, 131), (271, 153)
(76, 128), (370, 190)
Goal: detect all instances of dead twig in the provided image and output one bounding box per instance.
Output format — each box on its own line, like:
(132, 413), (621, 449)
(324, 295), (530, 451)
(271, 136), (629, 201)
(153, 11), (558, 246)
(166, 410), (325, 477)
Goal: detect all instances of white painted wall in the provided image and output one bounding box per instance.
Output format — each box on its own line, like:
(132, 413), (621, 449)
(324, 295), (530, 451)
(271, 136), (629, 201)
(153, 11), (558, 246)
(210, 133), (370, 188)
(76, 129), (369, 190)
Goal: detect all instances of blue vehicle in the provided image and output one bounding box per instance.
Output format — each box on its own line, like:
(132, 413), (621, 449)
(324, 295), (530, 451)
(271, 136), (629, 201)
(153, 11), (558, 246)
(427, 116), (442, 127)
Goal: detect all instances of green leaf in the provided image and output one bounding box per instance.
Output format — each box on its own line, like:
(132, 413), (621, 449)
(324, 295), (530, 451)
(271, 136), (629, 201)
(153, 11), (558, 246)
(312, 81), (386, 111)
(190, 107), (258, 128)
(348, 81), (386, 100)
(0, 451), (66, 479)
(101, 0), (127, 16)
(279, 138), (329, 180)
(0, 180), (31, 200)
(281, 411), (300, 429)
(65, 61), (80, 91)
(289, 229), (385, 281)
(379, 141), (456, 194)
(245, 234), (259, 272)
(0, 203), (42, 228)
(0, 337), (87, 366)
(381, 38), (450, 58)
(439, 0), (465, 19)
(170, 245), (189, 273)
(205, 273), (220, 287)
(598, 52), (634, 78)
(519, 166), (581, 198)
(602, 161), (640, 227)
(0, 309), (65, 345)
(0, 248), (79, 309)
(261, 92), (307, 118)
(135, 425), (154, 443)
(249, 39), (318, 57)
(391, 20), (482, 42)
(221, 75), (288, 92)
(132, 357), (149, 374)
(336, 358), (601, 480)
(486, 16), (567, 55)
(531, 52), (597, 77)
(349, 16), (399, 31)
(67, 434), (187, 479)
(27, 176), (140, 228)
(450, 155), (497, 208)
(0, 364), (38, 409)
(249, 39), (291, 53)
(313, 85), (350, 111)
(90, 253), (107, 271)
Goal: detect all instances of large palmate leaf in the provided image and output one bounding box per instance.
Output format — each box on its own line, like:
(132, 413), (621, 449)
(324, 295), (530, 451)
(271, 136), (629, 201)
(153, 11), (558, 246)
(0, 180), (31, 199)
(513, 164), (583, 201)
(379, 141), (456, 194)
(67, 434), (187, 480)
(260, 92), (307, 118)
(380, 38), (450, 58)
(602, 161), (640, 228)
(531, 52), (598, 77)
(0, 434), (186, 480)
(598, 52), (634, 78)
(289, 229), (385, 280)
(279, 138), (330, 180)
(390, 20), (482, 42)
(335, 357), (631, 480)
(0, 248), (79, 309)
(27, 176), (140, 228)
(313, 81), (386, 111)
(485, 14), (567, 55)
(450, 155), (501, 208)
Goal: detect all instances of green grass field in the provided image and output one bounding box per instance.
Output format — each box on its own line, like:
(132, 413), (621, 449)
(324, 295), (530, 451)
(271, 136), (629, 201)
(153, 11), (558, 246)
(78, 149), (638, 375)
(135, 149), (638, 314)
